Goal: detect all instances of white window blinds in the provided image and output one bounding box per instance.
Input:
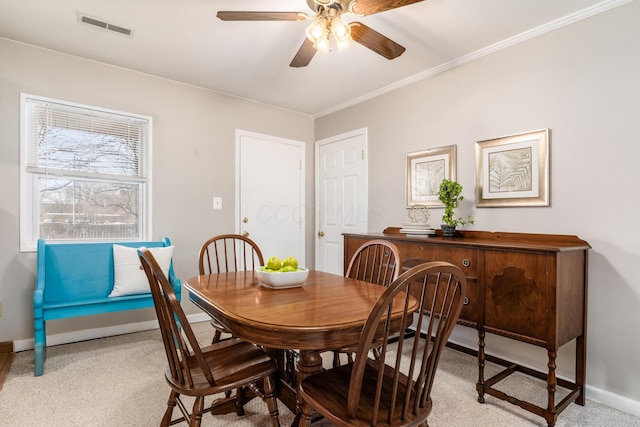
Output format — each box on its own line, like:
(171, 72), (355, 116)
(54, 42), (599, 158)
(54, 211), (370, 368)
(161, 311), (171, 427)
(24, 98), (147, 180)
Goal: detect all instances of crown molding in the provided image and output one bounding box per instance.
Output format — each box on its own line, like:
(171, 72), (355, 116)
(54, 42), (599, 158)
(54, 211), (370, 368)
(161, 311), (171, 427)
(314, 0), (633, 118)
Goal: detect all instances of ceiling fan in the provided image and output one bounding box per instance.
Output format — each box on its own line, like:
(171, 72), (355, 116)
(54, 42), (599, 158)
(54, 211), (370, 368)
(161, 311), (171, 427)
(217, 0), (424, 67)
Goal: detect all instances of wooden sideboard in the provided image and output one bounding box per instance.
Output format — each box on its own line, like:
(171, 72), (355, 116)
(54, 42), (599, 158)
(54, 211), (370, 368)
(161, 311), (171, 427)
(343, 228), (590, 427)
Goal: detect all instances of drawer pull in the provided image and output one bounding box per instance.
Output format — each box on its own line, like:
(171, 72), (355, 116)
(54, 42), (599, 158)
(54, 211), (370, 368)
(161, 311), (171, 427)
(463, 297), (470, 305)
(462, 258), (470, 267)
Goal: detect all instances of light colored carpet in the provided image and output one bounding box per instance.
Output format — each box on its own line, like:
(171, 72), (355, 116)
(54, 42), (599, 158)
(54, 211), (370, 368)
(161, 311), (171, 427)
(1, 322), (639, 427)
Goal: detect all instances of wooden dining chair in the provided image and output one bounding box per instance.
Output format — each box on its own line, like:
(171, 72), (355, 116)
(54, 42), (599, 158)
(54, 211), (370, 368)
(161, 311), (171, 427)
(138, 248), (280, 427)
(198, 234), (264, 344)
(344, 239), (401, 287)
(299, 261), (467, 427)
(333, 239), (401, 366)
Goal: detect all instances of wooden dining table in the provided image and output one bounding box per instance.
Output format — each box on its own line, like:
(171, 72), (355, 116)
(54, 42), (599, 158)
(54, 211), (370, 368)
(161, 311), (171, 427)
(184, 269), (415, 426)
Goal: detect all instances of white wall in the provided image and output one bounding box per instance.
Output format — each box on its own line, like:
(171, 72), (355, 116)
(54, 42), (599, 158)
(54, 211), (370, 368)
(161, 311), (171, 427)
(315, 0), (640, 407)
(0, 38), (314, 341)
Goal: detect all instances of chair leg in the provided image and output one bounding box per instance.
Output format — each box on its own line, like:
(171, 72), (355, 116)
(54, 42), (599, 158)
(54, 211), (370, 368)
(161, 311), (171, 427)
(372, 346), (382, 360)
(211, 326), (222, 344)
(263, 376), (281, 427)
(161, 390), (178, 427)
(299, 401), (314, 427)
(189, 395), (205, 427)
(235, 386), (246, 416)
(347, 352), (354, 364)
(332, 351), (341, 368)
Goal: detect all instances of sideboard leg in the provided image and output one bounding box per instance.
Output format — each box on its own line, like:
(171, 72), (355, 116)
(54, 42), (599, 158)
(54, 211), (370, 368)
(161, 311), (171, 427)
(576, 334), (587, 405)
(546, 349), (558, 427)
(476, 328), (486, 403)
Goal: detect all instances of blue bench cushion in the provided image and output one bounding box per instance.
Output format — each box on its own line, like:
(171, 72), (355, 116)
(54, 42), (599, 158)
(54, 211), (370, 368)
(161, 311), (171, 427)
(110, 244), (174, 297)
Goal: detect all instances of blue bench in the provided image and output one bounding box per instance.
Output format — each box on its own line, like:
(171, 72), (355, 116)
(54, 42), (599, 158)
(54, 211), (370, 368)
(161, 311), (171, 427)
(34, 238), (181, 376)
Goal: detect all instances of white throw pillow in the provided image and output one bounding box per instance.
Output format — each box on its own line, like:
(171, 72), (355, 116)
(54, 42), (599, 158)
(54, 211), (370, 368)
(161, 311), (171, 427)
(109, 244), (174, 297)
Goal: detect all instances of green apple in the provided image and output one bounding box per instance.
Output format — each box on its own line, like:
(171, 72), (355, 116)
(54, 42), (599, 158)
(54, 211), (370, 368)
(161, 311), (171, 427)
(282, 256), (298, 270)
(281, 265), (296, 272)
(266, 256), (282, 270)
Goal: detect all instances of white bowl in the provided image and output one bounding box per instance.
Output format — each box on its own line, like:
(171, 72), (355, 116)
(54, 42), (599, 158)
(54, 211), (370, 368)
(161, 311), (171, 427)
(254, 267), (309, 289)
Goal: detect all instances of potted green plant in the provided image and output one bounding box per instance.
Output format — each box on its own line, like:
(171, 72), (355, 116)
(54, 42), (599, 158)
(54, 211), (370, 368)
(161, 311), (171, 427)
(438, 179), (474, 237)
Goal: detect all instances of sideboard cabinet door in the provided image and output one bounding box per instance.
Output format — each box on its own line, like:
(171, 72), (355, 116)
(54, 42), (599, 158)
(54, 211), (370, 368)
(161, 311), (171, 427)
(483, 250), (548, 345)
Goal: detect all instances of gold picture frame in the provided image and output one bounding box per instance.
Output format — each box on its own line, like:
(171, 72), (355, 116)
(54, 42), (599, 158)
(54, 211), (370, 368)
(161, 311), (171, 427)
(406, 145), (456, 207)
(475, 129), (550, 207)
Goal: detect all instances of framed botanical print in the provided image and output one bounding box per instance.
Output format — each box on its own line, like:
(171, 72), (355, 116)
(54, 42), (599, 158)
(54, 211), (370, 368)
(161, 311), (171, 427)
(475, 129), (550, 207)
(406, 145), (456, 207)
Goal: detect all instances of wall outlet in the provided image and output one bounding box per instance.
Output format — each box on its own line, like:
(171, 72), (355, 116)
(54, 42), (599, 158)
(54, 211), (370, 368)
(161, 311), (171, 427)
(213, 197), (222, 210)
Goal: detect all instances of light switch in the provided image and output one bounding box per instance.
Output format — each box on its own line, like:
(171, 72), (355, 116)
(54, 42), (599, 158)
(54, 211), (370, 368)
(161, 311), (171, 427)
(213, 197), (222, 210)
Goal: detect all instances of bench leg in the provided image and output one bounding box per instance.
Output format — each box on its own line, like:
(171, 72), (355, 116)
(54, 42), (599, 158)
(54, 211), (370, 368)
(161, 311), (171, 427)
(34, 318), (46, 376)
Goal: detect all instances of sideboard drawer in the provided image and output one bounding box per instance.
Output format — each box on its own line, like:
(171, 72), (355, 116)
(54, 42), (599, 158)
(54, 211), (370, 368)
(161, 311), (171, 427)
(396, 242), (478, 278)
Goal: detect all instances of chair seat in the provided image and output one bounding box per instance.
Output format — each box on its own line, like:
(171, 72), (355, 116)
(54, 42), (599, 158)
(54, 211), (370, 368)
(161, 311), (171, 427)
(300, 360), (432, 427)
(166, 338), (276, 396)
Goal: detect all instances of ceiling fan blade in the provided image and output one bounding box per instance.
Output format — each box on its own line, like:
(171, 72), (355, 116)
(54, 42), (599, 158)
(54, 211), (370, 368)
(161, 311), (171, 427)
(290, 38), (317, 68)
(351, 0), (424, 16)
(350, 22), (406, 60)
(217, 11), (307, 21)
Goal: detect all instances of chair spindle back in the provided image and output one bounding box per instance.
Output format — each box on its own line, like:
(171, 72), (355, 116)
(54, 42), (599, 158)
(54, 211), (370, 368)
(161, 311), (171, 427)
(198, 234), (264, 275)
(348, 261), (467, 425)
(345, 239), (401, 287)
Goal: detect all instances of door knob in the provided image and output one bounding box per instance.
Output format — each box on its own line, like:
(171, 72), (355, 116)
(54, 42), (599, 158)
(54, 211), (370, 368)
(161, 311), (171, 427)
(242, 231), (250, 237)
(242, 217), (249, 223)
(318, 231), (325, 237)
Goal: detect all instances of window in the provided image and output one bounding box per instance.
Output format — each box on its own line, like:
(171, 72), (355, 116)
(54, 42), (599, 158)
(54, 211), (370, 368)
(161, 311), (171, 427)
(20, 94), (151, 251)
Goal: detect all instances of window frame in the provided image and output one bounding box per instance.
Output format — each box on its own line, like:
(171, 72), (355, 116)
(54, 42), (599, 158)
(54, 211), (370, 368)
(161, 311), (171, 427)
(19, 93), (153, 252)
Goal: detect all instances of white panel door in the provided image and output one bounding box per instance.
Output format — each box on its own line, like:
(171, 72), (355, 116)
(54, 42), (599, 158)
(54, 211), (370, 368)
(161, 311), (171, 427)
(315, 128), (367, 274)
(237, 130), (305, 266)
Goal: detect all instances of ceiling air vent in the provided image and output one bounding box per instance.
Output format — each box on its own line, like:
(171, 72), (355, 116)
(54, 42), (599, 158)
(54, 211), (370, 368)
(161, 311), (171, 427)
(78, 13), (134, 37)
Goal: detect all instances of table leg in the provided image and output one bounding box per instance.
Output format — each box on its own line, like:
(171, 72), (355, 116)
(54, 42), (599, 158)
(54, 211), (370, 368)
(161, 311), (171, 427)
(291, 349), (323, 427)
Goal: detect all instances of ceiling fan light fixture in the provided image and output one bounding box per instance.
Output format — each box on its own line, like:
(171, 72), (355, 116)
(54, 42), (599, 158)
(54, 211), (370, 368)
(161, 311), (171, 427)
(330, 16), (352, 50)
(306, 7), (353, 53)
(314, 34), (331, 53)
(306, 16), (327, 43)
(330, 16), (350, 39)
(335, 35), (353, 51)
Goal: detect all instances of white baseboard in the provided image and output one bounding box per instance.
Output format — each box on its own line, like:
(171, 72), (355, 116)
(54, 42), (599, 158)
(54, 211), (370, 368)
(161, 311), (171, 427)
(586, 384), (640, 418)
(13, 312), (211, 353)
